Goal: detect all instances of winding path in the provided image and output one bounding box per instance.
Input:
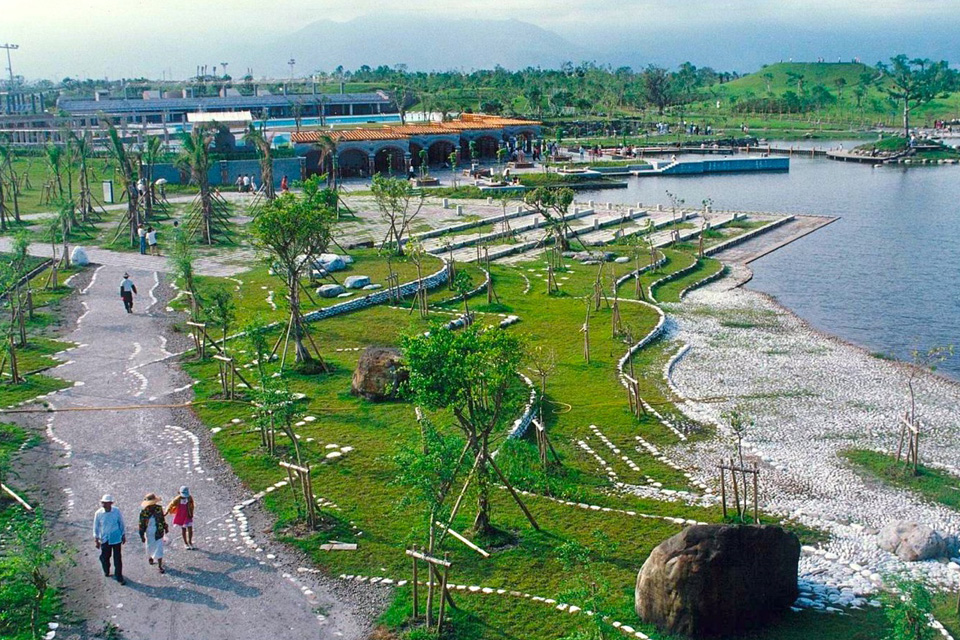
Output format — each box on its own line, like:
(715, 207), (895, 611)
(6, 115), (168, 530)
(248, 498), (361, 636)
(29, 263), (372, 639)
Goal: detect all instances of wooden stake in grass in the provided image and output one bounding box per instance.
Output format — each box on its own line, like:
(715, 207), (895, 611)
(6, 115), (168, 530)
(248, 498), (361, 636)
(279, 460), (318, 528)
(581, 300), (591, 363)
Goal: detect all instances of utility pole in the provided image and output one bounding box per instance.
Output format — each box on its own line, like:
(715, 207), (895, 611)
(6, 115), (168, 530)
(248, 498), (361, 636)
(1, 43), (19, 90)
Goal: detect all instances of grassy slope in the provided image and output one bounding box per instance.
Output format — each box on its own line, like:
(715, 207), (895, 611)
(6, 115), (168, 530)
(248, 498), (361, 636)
(698, 61), (960, 126)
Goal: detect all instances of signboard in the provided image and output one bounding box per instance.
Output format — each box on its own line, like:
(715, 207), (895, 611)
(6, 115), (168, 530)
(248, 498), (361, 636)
(102, 180), (114, 204)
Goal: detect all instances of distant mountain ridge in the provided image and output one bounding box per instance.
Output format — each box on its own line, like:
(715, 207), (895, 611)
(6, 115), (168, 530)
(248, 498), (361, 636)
(248, 16), (592, 75)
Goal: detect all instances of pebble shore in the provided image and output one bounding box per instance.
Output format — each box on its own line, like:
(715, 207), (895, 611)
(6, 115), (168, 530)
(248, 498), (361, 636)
(666, 277), (960, 615)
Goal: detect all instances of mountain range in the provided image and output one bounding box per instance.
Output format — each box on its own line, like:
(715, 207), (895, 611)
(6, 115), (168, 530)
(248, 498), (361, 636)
(242, 16), (592, 76)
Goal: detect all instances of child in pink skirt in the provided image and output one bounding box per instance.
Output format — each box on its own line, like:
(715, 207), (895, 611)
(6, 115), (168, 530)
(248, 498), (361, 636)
(165, 486), (196, 550)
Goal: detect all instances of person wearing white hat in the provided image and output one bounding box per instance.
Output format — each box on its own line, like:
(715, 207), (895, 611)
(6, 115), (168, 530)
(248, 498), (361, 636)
(165, 486), (196, 550)
(92, 494), (126, 584)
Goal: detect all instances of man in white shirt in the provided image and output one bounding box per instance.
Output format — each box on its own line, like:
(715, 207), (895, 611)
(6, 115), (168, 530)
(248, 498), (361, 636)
(120, 273), (137, 314)
(92, 494), (126, 584)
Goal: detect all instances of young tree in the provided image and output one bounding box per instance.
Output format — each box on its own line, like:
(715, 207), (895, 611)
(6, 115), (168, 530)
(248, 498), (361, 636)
(246, 123), (276, 200)
(452, 270), (472, 316)
(371, 174), (425, 256)
(250, 177), (335, 369)
(0, 510), (70, 640)
(203, 285), (236, 354)
(878, 55), (955, 141)
(402, 324), (537, 535)
(524, 187), (576, 254)
(140, 135), (163, 220)
(0, 137), (21, 224)
(103, 122), (140, 246)
(177, 126), (217, 244)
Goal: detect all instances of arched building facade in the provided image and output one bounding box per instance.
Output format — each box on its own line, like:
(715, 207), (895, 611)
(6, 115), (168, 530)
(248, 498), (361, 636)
(292, 115), (541, 178)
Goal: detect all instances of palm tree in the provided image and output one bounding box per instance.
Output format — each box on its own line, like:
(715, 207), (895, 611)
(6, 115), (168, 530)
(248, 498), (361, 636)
(177, 126), (216, 244)
(140, 136), (163, 220)
(246, 123), (275, 200)
(104, 122), (139, 246)
(310, 133), (338, 188)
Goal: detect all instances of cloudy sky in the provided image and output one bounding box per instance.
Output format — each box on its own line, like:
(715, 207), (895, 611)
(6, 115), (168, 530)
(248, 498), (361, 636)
(1, 0), (957, 80)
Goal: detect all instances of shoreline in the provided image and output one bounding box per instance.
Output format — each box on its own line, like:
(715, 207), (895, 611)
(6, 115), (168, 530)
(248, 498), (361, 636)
(665, 268), (960, 610)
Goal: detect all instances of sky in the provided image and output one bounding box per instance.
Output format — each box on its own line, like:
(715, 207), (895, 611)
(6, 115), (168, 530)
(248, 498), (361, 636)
(1, 0), (958, 80)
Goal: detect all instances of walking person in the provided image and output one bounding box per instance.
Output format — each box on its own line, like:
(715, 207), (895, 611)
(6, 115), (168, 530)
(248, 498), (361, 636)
(146, 226), (159, 256)
(280, 175), (289, 193)
(92, 494), (126, 585)
(120, 273), (137, 314)
(242, 174), (251, 193)
(137, 224), (146, 255)
(235, 174), (244, 193)
(138, 493), (168, 574)
(166, 486), (195, 549)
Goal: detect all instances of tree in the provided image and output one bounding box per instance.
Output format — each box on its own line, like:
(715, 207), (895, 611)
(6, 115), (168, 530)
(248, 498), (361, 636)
(371, 174), (425, 256)
(524, 187), (575, 254)
(246, 123), (276, 200)
(177, 126), (217, 244)
(878, 55), (955, 140)
(0, 509), (70, 640)
(170, 226), (198, 317)
(452, 270), (472, 316)
(402, 324), (536, 535)
(103, 121), (139, 246)
(641, 65), (673, 115)
(140, 135), (163, 220)
(203, 285), (236, 354)
(0, 137), (21, 224)
(250, 177), (335, 369)
(881, 578), (936, 640)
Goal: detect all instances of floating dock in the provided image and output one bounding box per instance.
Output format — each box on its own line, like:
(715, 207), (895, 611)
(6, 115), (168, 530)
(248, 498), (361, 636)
(632, 156), (790, 176)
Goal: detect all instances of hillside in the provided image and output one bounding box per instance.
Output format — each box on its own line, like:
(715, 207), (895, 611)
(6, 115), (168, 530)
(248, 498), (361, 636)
(713, 62), (880, 97)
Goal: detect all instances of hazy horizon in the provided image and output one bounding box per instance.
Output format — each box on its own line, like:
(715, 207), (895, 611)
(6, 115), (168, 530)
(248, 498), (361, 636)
(2, 0), (959, 81)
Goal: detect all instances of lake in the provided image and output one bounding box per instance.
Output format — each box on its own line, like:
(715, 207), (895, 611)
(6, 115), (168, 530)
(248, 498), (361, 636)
(578, 150), (960, 378)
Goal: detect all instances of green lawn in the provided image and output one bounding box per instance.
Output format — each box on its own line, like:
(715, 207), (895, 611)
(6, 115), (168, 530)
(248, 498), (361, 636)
(842, 449), (960, 511)
(169, 235), (899, 640)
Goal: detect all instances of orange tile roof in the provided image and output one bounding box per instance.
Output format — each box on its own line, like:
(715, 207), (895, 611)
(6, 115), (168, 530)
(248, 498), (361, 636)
(290, 115), (540, 144)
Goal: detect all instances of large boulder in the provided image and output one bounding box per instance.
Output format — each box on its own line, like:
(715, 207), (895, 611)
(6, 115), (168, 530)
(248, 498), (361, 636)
(317, 284), (345, 298)
(636, 524), (799, 637)
(344, 275), (371, 289)
(351, 347), (408, 402)
(316, 253), (346, 273)
(878, 520), (947, 561)
(70, 246), (90, 267)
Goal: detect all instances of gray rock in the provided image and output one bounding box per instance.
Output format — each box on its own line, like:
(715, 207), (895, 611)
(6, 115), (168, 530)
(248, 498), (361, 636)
(316, 253), (346, 272)
(636, 524), (800, 637)
(344, 275), (371, 289)
(317, 284), (345, 298)
(351, 347), (407, 401)
(362, 284), (383, 291)
(70, 246), (90, 266)
(614, 256), (631, 264)
(878, 521), (947, 561)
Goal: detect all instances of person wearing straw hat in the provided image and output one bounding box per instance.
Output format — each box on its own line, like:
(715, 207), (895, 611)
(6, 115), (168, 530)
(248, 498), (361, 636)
(165, 486), (195, 550)
(138, 493), (168, 574)
(92, 494), (126, 585)
(120, 273), (137, 314)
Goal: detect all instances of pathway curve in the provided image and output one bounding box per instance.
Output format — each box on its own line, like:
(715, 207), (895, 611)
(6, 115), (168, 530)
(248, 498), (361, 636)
(28, 263), (374, 639)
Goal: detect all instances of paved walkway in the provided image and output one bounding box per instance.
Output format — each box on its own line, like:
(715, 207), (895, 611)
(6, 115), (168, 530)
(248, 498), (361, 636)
(32, 264), (370, 639)
(0, 236), (252, 277)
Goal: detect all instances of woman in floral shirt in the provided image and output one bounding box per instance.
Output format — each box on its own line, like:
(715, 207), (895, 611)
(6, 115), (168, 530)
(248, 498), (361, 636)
(138, 493), (168, 574)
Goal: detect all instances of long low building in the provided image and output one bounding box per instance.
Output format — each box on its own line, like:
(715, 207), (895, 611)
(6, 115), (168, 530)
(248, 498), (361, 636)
(57, 90), (397, 126)
(291, 114), (542, 177)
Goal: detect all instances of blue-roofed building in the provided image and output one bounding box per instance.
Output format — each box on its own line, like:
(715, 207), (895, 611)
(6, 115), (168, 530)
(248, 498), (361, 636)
(56, 88), (397, 127)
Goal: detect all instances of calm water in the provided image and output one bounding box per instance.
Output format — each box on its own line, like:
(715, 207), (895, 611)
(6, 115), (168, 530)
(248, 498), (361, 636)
(579, 152), (960, 378)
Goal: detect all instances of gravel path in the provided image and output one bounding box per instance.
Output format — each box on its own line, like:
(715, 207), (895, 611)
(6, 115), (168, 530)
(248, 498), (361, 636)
(19, 263), (379, 640)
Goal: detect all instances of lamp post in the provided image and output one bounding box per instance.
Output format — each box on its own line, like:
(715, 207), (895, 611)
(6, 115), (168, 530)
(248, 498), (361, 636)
(1, 43), (19, 90)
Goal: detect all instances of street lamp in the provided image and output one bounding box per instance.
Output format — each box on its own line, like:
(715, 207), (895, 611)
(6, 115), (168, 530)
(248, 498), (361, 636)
(1, 43), (20, 90)
(288, 58), (296, 79)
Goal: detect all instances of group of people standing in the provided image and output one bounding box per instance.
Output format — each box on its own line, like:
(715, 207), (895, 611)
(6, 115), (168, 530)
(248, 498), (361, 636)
(136, 224), (159, 256)
(92, 487), (196, 584)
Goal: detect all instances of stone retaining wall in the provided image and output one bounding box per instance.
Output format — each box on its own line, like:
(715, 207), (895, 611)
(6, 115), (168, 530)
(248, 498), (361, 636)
(703, 215), (796, 257)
